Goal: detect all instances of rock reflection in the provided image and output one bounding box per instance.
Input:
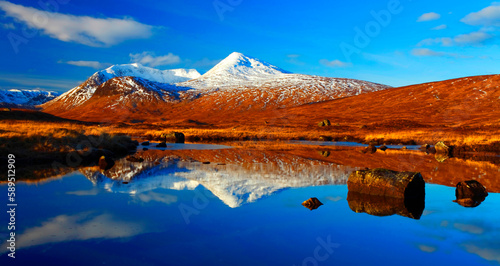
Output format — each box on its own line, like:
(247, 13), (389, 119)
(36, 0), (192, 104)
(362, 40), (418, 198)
(347, 191), (425, 220)
(302, 197), (323, 210)
(453, 180), (488, 208)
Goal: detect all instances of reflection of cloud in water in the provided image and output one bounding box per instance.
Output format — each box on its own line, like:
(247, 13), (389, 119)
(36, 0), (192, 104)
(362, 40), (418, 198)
(418, 245), (437, 253)
(66, 188), (100, 196)
(136, 191), (178, 205)
(464, 243), (500, 264)
(454, 223), (485, 235)
(325, 196), (342, 202)
(0, 212), (147, 252)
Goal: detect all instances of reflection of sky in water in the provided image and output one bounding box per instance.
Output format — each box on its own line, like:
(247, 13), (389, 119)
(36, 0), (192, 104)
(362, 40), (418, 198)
(1, 162), (500, 265)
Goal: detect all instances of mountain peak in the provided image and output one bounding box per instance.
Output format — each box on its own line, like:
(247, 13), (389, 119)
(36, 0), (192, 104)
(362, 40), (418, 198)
(205, 52), (290, 78)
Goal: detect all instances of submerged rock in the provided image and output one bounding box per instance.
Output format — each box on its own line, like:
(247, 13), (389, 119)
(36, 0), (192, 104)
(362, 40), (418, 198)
(347, 191), (424, 220)
(141, 141), (150, 146)
(454, 180), (488, 207)
(347, 168), (425, 198)
(302, 197), (323, 210)
(378, 145), (388, 151)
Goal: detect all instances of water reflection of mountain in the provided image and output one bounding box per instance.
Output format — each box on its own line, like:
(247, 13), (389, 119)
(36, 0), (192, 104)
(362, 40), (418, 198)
(80, 149), (357, 207)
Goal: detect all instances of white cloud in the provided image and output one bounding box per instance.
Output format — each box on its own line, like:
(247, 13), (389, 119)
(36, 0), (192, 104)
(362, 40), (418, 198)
(411, 48), (445, 57)
(432, 24), (447, 30)
(461, 3), (500, 26)
(64, 60), (112, 69)
(129, 52), (181, 67)
(319, 59), (352, 67)
(411, 48), (470, 58)
(417, 31), (492, 47)
(417, 12), (441, 22)
(0, 1), (154, 47)
(454, 31), (492, 45)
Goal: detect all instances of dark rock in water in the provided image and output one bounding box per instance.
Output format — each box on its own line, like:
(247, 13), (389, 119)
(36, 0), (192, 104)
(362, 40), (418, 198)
(161, 132), (185, 143)
(454, 180), (488, 207)
(420, 144), (430, 150)
(378, 145), (388, 151)
(126, 156), (144, 163)
(348, 168), (425, 198)
(141, 141), (150, 146)
(318, 119), (331, 127)
(347, 191), (425, 220)
(319, 135), (333, 141)
(319, 151), (331, 157)
(302, 197), (323, 210)
(143, 147), (149, 151)
(98, 155), (115, 171)
(132, 140), (139, 146)
(156, 142), (167, 148)
(361, 144), (377, 154)
(202, 162), (211, 164)
(435, 141), (452, 156)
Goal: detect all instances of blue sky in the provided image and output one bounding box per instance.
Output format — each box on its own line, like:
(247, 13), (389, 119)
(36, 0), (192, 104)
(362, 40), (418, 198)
(0, 0), (499, 92)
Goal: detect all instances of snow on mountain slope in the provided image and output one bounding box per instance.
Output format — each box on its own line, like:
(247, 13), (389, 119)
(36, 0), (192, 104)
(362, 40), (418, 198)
(43, 64), (200, 110)
(178, 52), (290, 89)
(0, 89), (60, 108)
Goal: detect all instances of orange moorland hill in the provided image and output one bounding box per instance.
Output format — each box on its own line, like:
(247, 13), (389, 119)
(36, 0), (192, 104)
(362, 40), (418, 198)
(41, 74), (500, 132)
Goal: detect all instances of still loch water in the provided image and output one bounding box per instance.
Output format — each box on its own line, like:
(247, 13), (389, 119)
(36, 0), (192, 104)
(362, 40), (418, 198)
(1, 143), (499, 265)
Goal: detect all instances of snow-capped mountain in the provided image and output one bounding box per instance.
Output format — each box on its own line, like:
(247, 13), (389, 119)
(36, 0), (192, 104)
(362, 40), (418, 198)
(42, 52), (390, 122)
(0, 89), (60, 108)
(178, 52), (291, 89)
(43, 63), (200, 109)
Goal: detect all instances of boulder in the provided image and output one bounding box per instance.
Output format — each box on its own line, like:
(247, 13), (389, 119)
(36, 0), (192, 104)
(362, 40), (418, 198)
(347, 191), (424, 220)
(98, 155), (115, 171)
(378, 145), (388, 151)
(318, 119), (331, 127)
(156, 142), (167, 148)
(141, 141), (150, 146)
(319, 135), (333, 141)
(161, 132), (185, 143)
(454, 180), (488, 207)
(347, 168), (425, 198)
(361, 144), (377, 154)
(435, 141), (452, 156)
(302, 197), (323, 210)
(318, 151), (331, 158)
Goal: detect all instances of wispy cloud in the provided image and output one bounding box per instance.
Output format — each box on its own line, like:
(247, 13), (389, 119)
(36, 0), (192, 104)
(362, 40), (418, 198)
(129, 52), (181, 67)
(0, 1), (154, 47)
(461, 2), (500, 26)
(432, 24), (447, 30)
(319, 59), (352, 68)
(418, 31), (492, 47)
(62, 60), (112, 69)
(417, 12), (441, 22)
(286, 54), (305, 65)
(0, 73), (81, 90)
(411, 48), (469, 58)
(136, 192), (178, 205)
